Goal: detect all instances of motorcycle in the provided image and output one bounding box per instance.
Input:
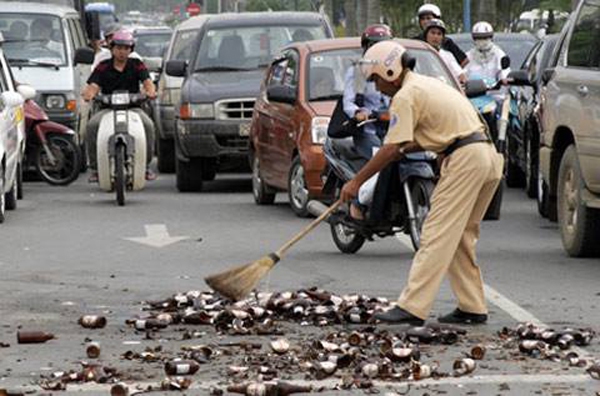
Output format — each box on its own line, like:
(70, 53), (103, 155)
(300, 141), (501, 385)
(23, 99), (80, 186)
(321, 136), (437, 253)
(93, 91), (148, 206)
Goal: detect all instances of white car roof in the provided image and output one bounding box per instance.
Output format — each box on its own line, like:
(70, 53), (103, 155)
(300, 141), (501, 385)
(0, 1), (78, 17)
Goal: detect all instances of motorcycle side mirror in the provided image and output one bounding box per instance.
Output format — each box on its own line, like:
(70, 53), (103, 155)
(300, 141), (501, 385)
(166, 60), (187, 77)
(74, 47), (95, 65)
(464, 79), (488, 98)
(541, 68), (555, 85)
(501, 55), (511, 69)
(17, 84), (36, 100)
(507, 70), (532, 86)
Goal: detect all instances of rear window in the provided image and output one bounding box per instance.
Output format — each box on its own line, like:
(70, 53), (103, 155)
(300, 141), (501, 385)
(135, 32), (172, 58)
(194, 24), (328, 71)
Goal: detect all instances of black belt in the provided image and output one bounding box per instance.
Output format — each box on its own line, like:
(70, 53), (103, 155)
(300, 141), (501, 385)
(443, 132), (490, 156)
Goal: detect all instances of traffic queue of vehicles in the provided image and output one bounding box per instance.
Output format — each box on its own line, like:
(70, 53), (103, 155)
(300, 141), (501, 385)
(0, 1), (597, 258)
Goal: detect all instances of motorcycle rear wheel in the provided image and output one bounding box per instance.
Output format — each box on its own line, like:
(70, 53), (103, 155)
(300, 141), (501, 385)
(35, 134), (80, 186)
(330, 221), (366, 254)
(115, 144), (126, 206)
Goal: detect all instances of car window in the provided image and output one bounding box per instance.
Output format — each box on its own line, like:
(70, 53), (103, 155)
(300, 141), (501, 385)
(135, 32), (172, 58)
(0, 13), (67, 66)
(169, 29), (199, 62)
(68, 18), (85, 49)
(194, 24), (327, 71)
(308, 48), (360, 101)
(567, 1), (600, 68)
(64, 19), (78, 55)
(411, 49), (460, 89)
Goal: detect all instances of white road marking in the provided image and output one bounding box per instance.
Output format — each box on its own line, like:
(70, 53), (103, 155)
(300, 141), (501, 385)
(124, 224), (189, 248)
(42, 373), (594, 394)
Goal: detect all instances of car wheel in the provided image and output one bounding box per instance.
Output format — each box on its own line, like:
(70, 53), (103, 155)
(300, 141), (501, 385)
(557, 145), (600, 257)
(288, 156), (310, 217)
(537, 171), (549, 218)
(157, 138), (175, 173)
(252, 155), (276, 205)
(17, 161), (23, 199)
(525, 127), (539, 199)
(505, 131), (525, 188)
(176, 157), (203, 192)
(79, 142), (88, 173)
(201, 157), (217, 181)
(4, 173), (17, 211)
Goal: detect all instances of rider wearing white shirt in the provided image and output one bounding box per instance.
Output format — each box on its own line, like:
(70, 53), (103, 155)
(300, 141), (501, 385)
(423, 19), (466, 83)
(464, 22), (510, 83)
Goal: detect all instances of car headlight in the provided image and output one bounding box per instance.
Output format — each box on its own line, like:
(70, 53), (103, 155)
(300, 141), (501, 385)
(311, 116), (330, 145)
(45, 94), (66, 109)
(180, 103), (214, 120)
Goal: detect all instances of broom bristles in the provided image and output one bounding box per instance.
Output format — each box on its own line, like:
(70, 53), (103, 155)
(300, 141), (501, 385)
(204, 254), (279, 301)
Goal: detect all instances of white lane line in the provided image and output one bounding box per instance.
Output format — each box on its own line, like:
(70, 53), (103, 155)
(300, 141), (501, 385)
(40, 373), (594, 393)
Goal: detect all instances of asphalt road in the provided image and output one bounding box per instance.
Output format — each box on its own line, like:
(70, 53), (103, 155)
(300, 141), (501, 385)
(0, 172), (599, 395)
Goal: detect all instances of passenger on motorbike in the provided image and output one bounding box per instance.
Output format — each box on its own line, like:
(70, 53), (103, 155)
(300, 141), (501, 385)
(423, 19), (466, 84)
(82, 29), (157, 182)
(464, 22), (511, 85)
(343, 24), (392, 161)
(342, 24), (392, 220)
(413, 4), (468, 67)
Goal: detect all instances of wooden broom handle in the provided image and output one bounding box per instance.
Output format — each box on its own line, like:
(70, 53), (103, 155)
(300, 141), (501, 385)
(275, 200), (343, 258)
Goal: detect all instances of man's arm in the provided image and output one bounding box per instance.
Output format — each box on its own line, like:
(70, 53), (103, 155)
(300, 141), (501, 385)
(142, 78), (156, 99)
(82, 83), (100, 102)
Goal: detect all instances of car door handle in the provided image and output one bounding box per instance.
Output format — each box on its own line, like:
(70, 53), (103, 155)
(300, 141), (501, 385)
(577, 85), (589, 96)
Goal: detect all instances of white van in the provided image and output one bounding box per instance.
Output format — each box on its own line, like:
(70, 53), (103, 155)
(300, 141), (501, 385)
(0, 2), (90, 141)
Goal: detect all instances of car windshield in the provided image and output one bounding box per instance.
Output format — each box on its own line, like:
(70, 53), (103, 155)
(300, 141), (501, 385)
(308, 47), (459, 101)
(0, 13), (67, 66)
(194, 24), (327, 71)
(135, 32), (172, 58)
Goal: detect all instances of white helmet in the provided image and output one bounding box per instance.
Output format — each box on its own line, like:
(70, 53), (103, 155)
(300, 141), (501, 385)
(472, 21), (494, 40)
(360, 41), (407, 83)
(418, 4), (442, 18)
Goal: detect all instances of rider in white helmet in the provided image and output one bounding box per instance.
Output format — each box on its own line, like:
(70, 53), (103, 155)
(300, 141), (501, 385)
(414, 3), (468, 67)
(464, 21), (511, 83)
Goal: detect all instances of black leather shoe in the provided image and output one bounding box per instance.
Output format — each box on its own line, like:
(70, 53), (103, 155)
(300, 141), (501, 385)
(373, 307), (425, 325)
(438, 308), (487, 324)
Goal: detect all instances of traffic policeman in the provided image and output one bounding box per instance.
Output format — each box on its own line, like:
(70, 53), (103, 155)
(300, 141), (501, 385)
(340, 41), (504, 325)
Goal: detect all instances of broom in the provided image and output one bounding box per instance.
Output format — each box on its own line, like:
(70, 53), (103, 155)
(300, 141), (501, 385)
(205, 200), (342, 301)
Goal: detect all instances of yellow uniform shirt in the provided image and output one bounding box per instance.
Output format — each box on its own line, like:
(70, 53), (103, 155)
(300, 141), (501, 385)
(384, 72), (486, 153)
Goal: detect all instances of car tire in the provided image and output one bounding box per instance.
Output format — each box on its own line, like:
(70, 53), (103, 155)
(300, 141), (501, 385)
(5, 174), (17, 211)
(557, 145), (600, 257)
(288, 156), (310, 217)
(525, 126), (539, 199)
(505, 132), (526, 188)
(157, 138), (175, 173)
(79, 143), (88, 173)
(537, 171), (549, 218)
(252, 155), (276, 205)
(176, 157), (203, 192)
(201, 157), (217, 181)
(17, 162), (23, 200)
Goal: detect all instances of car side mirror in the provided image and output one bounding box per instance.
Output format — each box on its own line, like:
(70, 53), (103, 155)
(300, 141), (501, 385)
(17, 84), (36, 100)
(266, 85), (296, 104)
(501, 55), (511, 69)
(507, 70), (532, 86)
(166, 60), (187, 77)
(74, 47), (95, 65)
(464, 79), (488, 98)
(541, 68), (555, 85)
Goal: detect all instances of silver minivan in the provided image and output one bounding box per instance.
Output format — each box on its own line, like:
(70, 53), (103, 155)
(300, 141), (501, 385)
(0, 2), (90, 139)
(154, 15), (209, 173)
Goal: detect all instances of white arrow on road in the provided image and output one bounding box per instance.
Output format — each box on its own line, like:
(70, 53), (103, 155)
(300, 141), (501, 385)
(124, 224), (190, 248)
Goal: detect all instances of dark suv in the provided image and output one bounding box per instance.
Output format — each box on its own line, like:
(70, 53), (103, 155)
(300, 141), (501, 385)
(539, 0), (600, 257)
(165, 12), (332, 192)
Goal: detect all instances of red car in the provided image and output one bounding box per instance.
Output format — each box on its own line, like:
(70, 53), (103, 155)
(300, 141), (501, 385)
(249, 38), (460, 216)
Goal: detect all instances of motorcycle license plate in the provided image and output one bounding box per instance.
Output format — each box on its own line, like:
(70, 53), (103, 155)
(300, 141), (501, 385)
(239, 123), (250, 137)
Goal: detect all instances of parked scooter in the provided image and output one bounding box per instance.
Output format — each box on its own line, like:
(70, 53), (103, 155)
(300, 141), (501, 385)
(93, 91), (148, 206)
(321, 137), (437, 253)
(23, 99), (80, 186)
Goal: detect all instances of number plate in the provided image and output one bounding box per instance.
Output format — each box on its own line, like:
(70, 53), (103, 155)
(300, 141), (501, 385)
(239, 123), (251, 137)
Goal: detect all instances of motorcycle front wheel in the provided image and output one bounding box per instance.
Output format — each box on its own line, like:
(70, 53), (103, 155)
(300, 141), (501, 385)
(115, 143), (126, 206)
(35, 134), (80, 186)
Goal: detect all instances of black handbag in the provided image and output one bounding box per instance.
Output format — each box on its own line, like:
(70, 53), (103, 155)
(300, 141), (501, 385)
(327, 96), (359, 138)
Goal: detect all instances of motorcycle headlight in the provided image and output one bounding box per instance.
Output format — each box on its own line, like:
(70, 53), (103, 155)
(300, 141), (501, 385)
(180, 103), (214, 120)
(311, 116), (330, 145)
(45, 94), (66, 109)
(111, 93), (130, 106)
